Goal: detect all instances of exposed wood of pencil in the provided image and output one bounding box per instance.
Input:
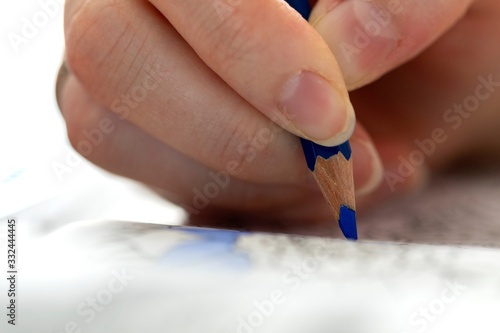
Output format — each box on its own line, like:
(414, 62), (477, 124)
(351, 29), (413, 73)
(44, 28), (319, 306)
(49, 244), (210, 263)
(312, 153), (355, 222)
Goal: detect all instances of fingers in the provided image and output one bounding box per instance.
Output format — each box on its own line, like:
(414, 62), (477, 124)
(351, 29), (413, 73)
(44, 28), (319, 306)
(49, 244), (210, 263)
(310, 0), (474, 89)
(59, 73), (307, 213)
(59, 67), (384, 198)
(350, 123), (384, 196)
(64, 0), (383, 189)
(147, 0), (355, 146)
(63, 0), (384, 198)
(64, 0), (304, 184)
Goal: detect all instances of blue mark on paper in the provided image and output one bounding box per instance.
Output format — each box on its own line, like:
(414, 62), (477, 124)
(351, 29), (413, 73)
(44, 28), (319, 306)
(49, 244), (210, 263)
(161, 228), (250, 271)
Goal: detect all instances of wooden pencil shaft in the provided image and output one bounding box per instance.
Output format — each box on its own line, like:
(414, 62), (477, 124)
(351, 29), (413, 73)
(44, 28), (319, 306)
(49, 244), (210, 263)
(313, 154), (355, 222)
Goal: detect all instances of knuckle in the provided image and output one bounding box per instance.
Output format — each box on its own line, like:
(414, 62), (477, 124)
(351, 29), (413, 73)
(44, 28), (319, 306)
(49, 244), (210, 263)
(64, 0), (97, 77)
(65, 0), (131, 96)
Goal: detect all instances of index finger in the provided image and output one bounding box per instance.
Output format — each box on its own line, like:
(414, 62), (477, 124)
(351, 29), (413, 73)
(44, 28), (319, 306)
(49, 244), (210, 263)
(148, 0), (355, 147)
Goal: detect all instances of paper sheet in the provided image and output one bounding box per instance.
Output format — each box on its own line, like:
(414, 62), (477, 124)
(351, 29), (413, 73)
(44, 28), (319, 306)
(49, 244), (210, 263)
(2, 169), (500, 333)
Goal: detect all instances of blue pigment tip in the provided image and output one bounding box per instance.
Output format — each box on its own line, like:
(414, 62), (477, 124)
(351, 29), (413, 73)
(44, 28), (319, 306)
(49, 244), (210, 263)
(339, 206), (358, 240)
(300, 139), (352, 171)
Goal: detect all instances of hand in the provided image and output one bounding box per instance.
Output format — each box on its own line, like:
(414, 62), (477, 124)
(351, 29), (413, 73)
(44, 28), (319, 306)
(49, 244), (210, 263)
(57, 0), (500, 236)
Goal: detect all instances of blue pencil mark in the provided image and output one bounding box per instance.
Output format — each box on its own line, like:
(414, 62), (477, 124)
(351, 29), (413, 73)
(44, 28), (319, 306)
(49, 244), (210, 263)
(339, 205), (358, 240)
(300, 139), (352, 171)
(161, 228), (250, 271)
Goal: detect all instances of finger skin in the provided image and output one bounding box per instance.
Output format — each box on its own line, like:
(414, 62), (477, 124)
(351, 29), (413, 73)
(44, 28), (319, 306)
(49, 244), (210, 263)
(59, 69), (382, 200)
(147, 0), (355, 145)
(311, 0), (474, 89)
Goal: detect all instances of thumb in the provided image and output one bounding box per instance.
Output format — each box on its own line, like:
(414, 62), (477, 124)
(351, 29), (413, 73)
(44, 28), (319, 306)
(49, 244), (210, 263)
(309, 0), (474, 89)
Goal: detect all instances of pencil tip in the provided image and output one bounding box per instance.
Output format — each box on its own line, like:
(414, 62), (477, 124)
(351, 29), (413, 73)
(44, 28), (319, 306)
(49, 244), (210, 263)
(300, 139), (352, 171)
(339, 206), (357, 241)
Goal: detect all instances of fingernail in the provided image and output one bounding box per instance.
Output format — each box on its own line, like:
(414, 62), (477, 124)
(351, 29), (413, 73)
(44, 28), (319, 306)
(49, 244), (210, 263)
(351, 137), (384, 196)
(313, 0), (400, 89)
(280, 71), (355, 147)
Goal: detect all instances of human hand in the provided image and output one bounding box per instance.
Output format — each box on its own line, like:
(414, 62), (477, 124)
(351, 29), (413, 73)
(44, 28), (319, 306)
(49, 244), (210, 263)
(309, 0), (500, 208)
(57, 0), (500, 236)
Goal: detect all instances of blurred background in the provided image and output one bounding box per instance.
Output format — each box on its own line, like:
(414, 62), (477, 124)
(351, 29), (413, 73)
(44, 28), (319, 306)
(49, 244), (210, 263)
(0, 1), (185, 239)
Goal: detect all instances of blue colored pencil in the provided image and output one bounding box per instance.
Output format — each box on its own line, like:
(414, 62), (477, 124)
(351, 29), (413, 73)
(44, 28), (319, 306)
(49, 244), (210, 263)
(285, 0), (357, 240)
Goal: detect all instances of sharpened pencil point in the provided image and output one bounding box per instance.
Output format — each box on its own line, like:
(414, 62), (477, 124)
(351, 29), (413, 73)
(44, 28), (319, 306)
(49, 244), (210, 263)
(286, 0), (357, 241)
(339, 206), (357, 240)
(302, 140), (357, 240)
